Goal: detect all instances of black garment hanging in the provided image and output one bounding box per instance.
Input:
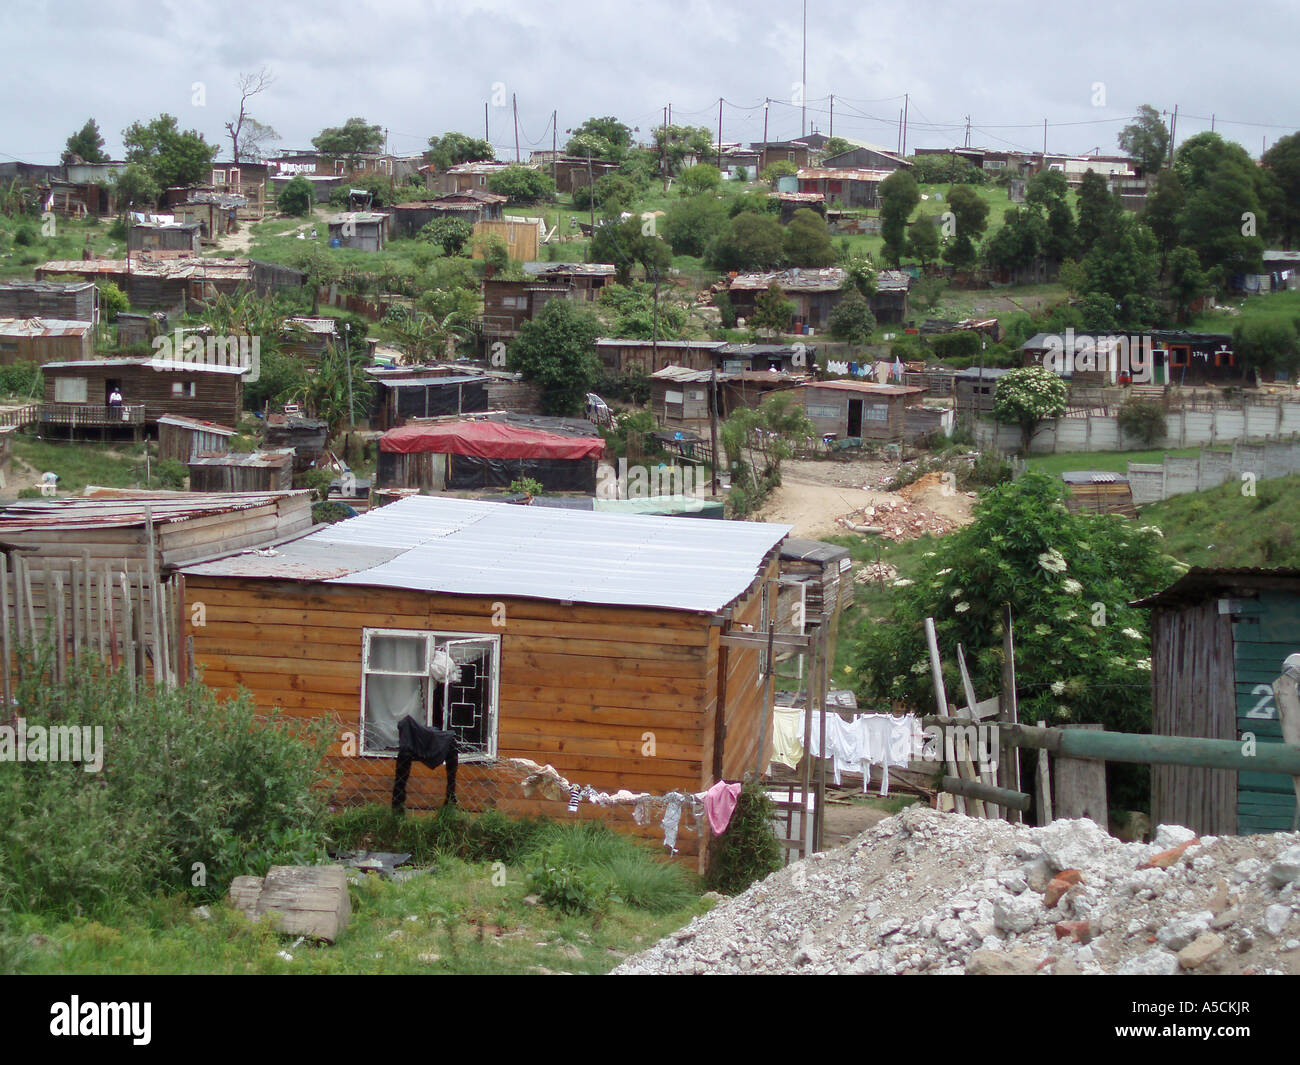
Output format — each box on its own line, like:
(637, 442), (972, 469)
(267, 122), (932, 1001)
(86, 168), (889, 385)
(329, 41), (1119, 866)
(392, 714), (458, 813)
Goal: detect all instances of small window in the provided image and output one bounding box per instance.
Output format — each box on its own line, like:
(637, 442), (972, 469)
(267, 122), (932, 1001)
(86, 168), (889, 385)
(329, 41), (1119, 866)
(360, 629), (499, 760)
(55, 377), (88, 403)
(172, 381), (197, 398)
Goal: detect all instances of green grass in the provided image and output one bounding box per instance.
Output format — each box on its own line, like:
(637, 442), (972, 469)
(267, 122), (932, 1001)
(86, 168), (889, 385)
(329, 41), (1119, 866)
(1025, 446), (1213, 479)
(4, 853), (707, 975)
(0, 213), (124, 279)
(1187, 288), (1300, 334)
(1140, 472), (1300, 568)
(9, 437), (157, 497)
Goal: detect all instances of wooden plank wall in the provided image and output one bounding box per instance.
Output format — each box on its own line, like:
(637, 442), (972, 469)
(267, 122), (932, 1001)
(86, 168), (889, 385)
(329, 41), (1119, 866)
(1150, 601), (1238, 835)
(1233, 590), (1300, 833)
(43, 364), (242, 426)
(183, 578), (748, 862)
(710, 555), (778, 783)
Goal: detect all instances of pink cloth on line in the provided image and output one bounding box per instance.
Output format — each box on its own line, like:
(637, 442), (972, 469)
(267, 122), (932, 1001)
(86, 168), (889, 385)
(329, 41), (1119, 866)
(703, 780), (744, 835)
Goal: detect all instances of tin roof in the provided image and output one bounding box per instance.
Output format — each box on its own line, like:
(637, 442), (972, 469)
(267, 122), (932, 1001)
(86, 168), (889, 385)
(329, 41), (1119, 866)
(0, 490), (305, 533)
(521, 262), (617, 278)
(797, 168), (895, 182)
(1132, 568), (1300, 609)
(188, 449), (294, 468)
(0, 317), (92, 338)
(802, 380), (924, 396)
(41, 357), (247, 375)
(156, 414), (236, 435)
(181, 495), (790, 614)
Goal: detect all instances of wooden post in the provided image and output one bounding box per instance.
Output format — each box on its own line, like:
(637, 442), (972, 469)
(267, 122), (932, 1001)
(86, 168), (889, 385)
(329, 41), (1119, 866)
(144, 507), (164, 687)
(925, 617), (965, 814)
(21, 557), (34, 646)
(999, 605), (1022, 823)
(176, 573), (187, 686)
(71, 557), (82, 668)
(0, 553), (11, 714)
(107, 568), (119, 671)
(120, 570), (134, 683)
(1055, 724), (1108, 825)
(1036, 719), (1053, 824)
(815, 623), (829, 852)
(53, 573), (65, 684)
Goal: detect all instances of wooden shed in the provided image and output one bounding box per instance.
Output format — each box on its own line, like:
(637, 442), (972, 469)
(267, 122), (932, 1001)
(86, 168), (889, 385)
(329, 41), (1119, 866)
(128, 221), (202, 255)
(187, 449), (294, 493)
(953, 366), (1011, 416)
(1136, 568), (1300, 836)
(180, 495), (791, 867)
(649, 366), (720, 429)
(0, 280), (97, 322)
(41, 357), (245, 432)
(157, 414), (236, 463)
(366, 368), (490, 431)
(1060, 471), (1137, 517)
(0, 318), (94, 365)
(799, 380), (925, 443)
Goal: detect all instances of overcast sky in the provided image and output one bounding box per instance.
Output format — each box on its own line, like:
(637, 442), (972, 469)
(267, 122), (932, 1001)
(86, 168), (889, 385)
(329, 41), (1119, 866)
(2, 0), (1295, 166)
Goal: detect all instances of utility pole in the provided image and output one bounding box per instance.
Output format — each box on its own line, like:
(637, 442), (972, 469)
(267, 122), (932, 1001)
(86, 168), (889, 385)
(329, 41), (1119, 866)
(662, 105), (669, 192)
(512, 93), (520, 162)
(709, 360), (719, 494)
(1168, 104), (1178, 167)
(484, 101), (489, 144)
(964, 115), (970, 148)
(551, 110), (557, 188)
(897, 108), (903, 154)
(1042, 117), (1048, 161)
(344, 322), (354, 433)
(763, 98), (769, 171)
(801, 0), (808, 138)
(717, 97), (723, 172)
(829, 94), (834, 140)
(902, 93), (909, 157)
(1211, 112), (1215, 132)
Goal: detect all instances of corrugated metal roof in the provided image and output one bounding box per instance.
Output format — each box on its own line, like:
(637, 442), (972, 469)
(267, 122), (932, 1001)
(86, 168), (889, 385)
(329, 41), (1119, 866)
(182, 495), (790, 613)
(803, 380), (924, 396)
(0, 491), (305, 532)
(1132, 568), (1300, 609)
(157, 414), (236, 434)
(0, 317), (92, 338)
(42, 357), (247, 375)
(188, 449), (294, 468)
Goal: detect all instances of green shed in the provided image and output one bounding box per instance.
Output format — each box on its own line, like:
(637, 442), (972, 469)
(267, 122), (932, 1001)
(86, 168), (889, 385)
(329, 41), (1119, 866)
(1137, 568), (1300, 836)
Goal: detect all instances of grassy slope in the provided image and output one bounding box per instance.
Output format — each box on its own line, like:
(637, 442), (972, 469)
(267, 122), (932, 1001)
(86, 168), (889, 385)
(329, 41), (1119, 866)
(1025, 447), (1214, 479)
(1138, 472), (1300, 569)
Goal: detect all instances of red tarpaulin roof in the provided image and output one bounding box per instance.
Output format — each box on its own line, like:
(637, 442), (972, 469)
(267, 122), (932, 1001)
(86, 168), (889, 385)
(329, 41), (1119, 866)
(380, 421), (606, 460)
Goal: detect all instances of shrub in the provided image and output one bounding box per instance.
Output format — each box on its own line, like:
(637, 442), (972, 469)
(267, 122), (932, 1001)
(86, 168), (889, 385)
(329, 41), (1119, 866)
(0, 660), (332, 919)
(154, 458), (187, 490)
(930, 330), (982, 360)
(97, 281), (129, 323)
(526, 844), (612, 916)
(277, 175), (313, 217)
(1117, 395), (1167, 446)
(705, 780), (782, 894)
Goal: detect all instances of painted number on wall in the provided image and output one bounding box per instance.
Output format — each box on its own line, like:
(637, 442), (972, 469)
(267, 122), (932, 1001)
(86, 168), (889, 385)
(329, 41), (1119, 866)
(1246, 683), (1276, 720)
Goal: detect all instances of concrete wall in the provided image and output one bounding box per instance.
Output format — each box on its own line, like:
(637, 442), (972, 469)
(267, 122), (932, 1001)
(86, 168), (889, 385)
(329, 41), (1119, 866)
(1124, 440), (1300, 506)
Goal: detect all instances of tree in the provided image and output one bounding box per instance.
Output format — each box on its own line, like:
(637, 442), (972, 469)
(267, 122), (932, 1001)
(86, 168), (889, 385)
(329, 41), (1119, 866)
(751, 281), (795, 337)
(851, 473), (1178, 796)
(487, 165), (556, 205)
(1118, 105), (1171, 175)
(421, 216), (474, 256)
(662, 194), (729, 257)
(508, 298), (603, 416)
(677, 163), (721, 197)
(706, 211), (785, 272)
(983, 206), (1048, 274)
(1176, 150), (1266, 279)
(992, 365), (1069, 450)
(573, 173), (635, 213)
(425, 131), (494, 172)
(761, 160), (798, 187)
(1165, 246), (1211, 322)
(1231, 319), (1300, 381)
(652, 124), (713, 175)
(783, 207), (835, 266)
(721, 392), (816, 515)
(820, 137), (854, 159)
(908, 217), (940, 267)
(827, 288), (877, 349)
(942, 184), (989, 269)
(1026, 168), (1076, 262)
(1075, 170), (1120, 251)
(1262, 132), (1300, 248)
(225, 68), (279, 163)
(110, 163), (160, 212)
(62, 119), (106, 165)
(591, 214), (670, 284)
(1117, 396), (1167, 446)
(122, 114), (218, 189)
(276, 175), (313, 217)
(565, 116), (633, 163)
(312, 117), (384, 161)
(1080, 215), (1161, 328)
(1143, 168), (1185, 266)
(879, 170), (920, 267)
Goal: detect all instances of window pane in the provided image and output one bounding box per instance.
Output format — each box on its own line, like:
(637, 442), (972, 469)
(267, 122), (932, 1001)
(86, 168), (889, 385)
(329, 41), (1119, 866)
(369, 634), (426, 672)
(365, 675), (427, 751)
(441, 641), (493, 753)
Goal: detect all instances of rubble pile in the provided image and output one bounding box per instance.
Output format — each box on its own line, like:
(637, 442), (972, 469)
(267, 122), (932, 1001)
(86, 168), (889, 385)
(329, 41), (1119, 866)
(853, 561), (898, 585)
(837, 495), (960, 541)
(613, 805), (1300, 975)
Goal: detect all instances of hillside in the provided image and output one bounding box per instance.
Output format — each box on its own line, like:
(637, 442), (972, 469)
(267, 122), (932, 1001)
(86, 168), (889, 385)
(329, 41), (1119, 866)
(1140, 473), (1300, 569)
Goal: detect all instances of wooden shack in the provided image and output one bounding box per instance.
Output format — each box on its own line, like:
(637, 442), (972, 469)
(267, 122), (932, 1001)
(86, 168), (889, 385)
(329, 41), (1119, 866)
(187, 449), (294, 493)
(263, 414), (329, 472)
(0, 280), (97, 322)
(366, 367), (490, 431)
(953, 367), (1011, 416)
(180, 495), (792, 867)
(0, 318), (94, 365)
(41, 358), (245, 432)
(128, 220), (202, 255)
(1061, 471), (1137, 517)
(1136, 568), (1300, 836)
(282, 317), (337, 364)
(649, 366), (718, 429)
(0, 489), (312, 651)
(799, 381), (925, 443)
(157, 414), (236, 463)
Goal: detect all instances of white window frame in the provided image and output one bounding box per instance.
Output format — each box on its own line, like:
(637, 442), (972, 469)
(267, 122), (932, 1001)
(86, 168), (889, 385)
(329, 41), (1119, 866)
(360, 628), (500, 762)
(55, 377), (88, 403)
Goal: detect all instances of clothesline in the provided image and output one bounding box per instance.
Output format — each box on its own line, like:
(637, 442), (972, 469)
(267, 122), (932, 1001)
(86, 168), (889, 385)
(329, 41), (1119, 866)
(508, 758), (742, 853)
(769, 709), (918, 796)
